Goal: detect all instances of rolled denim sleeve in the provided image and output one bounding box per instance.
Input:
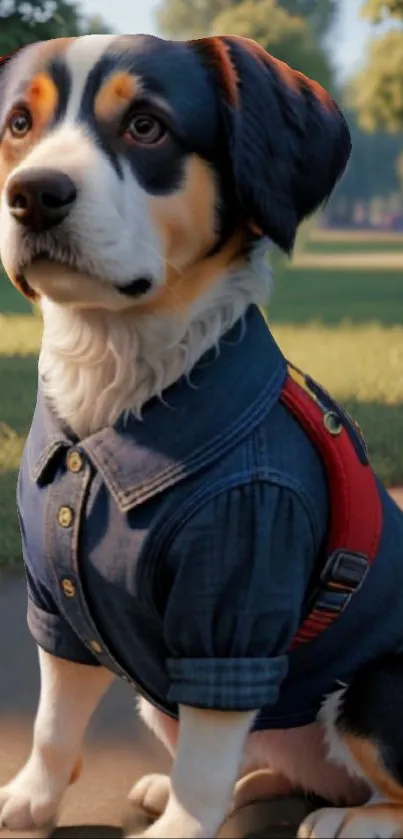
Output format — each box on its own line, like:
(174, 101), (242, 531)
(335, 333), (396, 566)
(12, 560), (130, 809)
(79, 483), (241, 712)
(27, 591), (99, 666)
(163, 481), (316, 711)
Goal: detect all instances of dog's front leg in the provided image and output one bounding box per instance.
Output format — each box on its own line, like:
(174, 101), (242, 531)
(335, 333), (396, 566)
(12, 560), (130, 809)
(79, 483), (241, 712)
(128, 705), (257, 839)
(0, 647), (113, 833)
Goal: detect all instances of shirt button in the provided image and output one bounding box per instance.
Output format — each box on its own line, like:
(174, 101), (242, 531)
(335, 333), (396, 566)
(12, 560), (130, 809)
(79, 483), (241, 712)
(57, 506), (74, 528)
(66, 449), (84, 473)
(61, 578), (76, 598)
(88, 640), (103, 654)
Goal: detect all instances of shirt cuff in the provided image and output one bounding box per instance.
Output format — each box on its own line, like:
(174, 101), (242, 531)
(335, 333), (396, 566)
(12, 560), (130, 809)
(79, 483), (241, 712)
(27, 597), (100, 666)
(166, 656), (288, 710)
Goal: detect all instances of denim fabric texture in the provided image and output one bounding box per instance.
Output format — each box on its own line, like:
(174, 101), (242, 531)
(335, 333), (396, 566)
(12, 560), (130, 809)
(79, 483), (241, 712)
(18, 305), (403, 729)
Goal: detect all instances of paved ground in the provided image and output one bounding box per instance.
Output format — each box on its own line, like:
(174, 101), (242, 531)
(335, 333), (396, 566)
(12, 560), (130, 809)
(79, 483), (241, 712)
(1, 488), (403, 838)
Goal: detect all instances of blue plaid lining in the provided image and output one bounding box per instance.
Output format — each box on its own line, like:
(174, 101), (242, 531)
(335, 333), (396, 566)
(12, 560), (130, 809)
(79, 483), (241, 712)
(167, 656), (288, 710)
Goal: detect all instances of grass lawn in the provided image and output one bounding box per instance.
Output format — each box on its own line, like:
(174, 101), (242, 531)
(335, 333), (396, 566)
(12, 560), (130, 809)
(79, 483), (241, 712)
(271, 323), (403, 488)
(269, 266), (403, 326)
(1, 232), (403, 569)
(306, 240), (403, 254)
(0, 313), (42, 570)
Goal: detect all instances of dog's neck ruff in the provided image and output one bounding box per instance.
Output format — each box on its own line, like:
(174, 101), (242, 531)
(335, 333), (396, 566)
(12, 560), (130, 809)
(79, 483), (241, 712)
(38, 242), (272, 439)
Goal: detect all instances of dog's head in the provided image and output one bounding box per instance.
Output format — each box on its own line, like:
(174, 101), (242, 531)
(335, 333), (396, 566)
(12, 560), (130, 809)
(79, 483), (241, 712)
(0, 34), (351, 311)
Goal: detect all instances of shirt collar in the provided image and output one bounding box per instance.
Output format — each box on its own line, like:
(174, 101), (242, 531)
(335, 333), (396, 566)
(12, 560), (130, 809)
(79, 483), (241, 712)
(29, 305), (286, 511)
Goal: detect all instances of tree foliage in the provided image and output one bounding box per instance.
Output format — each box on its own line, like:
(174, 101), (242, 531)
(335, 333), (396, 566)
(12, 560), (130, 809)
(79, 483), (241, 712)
(362, 0), (403, 22)
(156, 0), (337, 41)
(212, 0), (333, 88)
(157, 0), (231, 39)
(270, 0), (338, 39)
(155, 0), (336, 89)
(351, 0), (403, 131)
(0, 0), (112, 54)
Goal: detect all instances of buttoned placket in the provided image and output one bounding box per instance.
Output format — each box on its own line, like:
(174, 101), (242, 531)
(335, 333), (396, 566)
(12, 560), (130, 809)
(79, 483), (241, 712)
(44, 445), (170, 709)
(45, 446), (135, 686)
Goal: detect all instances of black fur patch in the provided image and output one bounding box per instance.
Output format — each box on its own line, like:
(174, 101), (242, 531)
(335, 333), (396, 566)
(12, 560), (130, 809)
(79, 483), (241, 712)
(48, 58), (71, 126)
(337, 655), (403, 787)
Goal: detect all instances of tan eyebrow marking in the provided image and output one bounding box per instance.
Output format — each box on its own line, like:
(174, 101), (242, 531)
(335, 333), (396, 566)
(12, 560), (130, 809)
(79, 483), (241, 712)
(25, 73), (59, 125)
(94, 72), (143, 121)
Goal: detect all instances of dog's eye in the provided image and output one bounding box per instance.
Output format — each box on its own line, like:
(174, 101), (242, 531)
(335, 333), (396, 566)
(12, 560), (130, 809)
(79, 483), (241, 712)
(7, 108), (32, 139)
(125, 114), (166, 145)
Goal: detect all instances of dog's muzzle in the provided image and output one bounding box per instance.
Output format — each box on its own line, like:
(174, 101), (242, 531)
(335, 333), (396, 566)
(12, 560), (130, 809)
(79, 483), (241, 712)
(6, 167), (155, 301)
(7, 167), (77, 233)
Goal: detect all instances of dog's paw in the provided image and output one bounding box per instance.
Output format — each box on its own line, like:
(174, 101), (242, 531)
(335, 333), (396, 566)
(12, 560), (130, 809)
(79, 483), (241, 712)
(298, 803), (403, 839)
(0, 782), (56, 833)
(128, 774), (171, 819)
(0, 756), (73, 834)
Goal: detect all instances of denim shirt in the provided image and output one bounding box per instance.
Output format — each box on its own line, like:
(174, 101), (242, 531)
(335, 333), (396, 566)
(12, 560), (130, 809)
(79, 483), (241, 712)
(18, 306), (403, 729)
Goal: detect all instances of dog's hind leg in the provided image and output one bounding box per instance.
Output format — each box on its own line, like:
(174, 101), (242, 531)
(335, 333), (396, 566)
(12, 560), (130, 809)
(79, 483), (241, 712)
(133, 699), (293, 823)
(132, 698), (366, 824)
(0, 647), (113, 833)
(128, 699), (178, 819)
(129, 705), (257, 838)
(299, 655), (403, 838)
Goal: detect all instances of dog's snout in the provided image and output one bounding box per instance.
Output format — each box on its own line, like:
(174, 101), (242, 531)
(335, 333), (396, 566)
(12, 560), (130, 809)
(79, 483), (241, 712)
(7, 169), (77, 232)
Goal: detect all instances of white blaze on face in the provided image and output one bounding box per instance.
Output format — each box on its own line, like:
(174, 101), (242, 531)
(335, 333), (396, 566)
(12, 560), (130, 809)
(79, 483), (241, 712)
(0, 35), (165, 308)
(63, 35), (117, 121)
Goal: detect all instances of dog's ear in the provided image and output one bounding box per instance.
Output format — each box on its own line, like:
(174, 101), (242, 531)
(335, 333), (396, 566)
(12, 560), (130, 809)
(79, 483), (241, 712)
(189, 35), (351, 253)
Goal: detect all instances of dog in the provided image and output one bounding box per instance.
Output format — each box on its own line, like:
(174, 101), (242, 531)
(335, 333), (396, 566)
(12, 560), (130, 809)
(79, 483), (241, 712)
(1, 32), (403, 839)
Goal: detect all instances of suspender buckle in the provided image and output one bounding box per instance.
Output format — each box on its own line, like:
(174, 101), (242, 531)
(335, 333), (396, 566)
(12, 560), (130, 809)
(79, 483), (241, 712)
(321, 550), (370, 594)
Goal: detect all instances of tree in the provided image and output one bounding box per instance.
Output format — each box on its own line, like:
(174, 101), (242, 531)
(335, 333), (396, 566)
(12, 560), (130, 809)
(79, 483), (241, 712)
(0, 0), (112, 54)
(156, 0), (337, 42)
(155, 0), (336, 89)
(156, 0), (234, 40)
(83, 14), (113, 35)
(361, 0), (403, 21)
(350, 0), (403, 131)
(212, 0), (333, 88)
(271, 0), (339, 40)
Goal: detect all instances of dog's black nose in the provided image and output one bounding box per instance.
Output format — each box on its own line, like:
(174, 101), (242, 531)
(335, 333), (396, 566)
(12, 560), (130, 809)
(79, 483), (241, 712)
(7, 168), (77, 231)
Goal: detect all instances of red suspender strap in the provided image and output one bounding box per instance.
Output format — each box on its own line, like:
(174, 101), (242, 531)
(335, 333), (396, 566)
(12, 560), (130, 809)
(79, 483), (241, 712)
(279, 364), (383, 651)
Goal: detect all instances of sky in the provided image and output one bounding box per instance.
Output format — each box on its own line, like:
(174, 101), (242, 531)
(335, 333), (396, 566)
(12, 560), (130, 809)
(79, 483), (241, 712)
(79, 0), (373, 80)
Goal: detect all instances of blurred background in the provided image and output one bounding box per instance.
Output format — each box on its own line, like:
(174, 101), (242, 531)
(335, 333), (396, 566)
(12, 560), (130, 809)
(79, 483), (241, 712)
(0, 0), (402, 570)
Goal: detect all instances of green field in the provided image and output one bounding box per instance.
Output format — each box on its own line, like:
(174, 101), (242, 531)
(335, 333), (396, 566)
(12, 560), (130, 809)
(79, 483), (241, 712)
(269, 267), (403, 325)
(1, 230), (403, 568)
(306, 239), (403, 254)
